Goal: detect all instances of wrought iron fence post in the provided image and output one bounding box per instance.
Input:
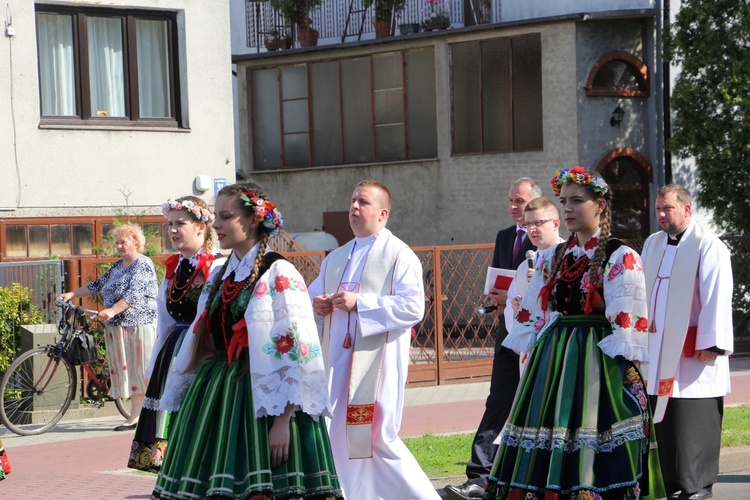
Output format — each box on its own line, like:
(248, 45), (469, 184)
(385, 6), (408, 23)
(433, 245), (445, 384)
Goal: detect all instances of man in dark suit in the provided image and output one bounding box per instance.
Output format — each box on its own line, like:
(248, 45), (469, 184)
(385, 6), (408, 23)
(445, 177), (541, 500)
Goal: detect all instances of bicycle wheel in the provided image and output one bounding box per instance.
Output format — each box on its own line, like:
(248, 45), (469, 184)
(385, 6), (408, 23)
(114, 397), (131, 419)
(0, 347), (76, 436)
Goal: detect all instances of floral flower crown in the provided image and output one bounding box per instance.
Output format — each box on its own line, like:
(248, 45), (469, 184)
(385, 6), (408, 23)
(239, 190), (284, 236)
(162, 199), (215, 223)
(550, 166), (609, 197)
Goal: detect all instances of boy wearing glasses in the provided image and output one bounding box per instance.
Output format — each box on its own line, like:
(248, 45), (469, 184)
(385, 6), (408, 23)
(503, 197), (565, 353)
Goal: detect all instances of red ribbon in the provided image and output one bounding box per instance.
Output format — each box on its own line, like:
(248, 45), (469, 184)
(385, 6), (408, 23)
(164, 254), (180, 279)
(227, 317), (248, 367)
(583, 289), (602, 315)
(539, 282), (555, 311)
(195, 253), (215, 281)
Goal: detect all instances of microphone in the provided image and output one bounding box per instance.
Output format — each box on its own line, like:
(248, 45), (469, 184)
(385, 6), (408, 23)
(476, 305), (498, 316)
(525, 249), (536, 270)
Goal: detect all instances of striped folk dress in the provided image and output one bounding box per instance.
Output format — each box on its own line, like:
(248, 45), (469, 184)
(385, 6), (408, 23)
(486, 237), (665, 500)
(153, 251), (343, 499)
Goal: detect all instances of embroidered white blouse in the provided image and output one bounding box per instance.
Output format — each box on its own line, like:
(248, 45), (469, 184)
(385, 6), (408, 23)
(160, 244), (331, 420)
(503, 231), (651, 363)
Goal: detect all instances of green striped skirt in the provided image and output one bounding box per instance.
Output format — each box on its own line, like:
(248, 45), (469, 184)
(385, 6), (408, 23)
(152, 354), (343, 499)
(485, 316), (665, 500)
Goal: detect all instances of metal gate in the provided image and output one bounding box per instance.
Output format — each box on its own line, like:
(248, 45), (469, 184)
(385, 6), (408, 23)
(0, 260), (65, 323)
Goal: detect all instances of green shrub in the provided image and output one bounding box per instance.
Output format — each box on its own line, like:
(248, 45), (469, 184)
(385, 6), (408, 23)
(0, 284), (45, 374)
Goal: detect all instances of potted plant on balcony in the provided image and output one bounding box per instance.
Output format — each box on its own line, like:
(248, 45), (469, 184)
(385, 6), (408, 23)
(421, 0), (451, 31)
(364, 0), (406, 38)
(270, 0), (322, 47)
(265, 28), (292, 51)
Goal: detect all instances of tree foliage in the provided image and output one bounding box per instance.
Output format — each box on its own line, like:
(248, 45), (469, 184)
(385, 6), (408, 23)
(0, 284), (45, 374)
(666, 0), (750, 235)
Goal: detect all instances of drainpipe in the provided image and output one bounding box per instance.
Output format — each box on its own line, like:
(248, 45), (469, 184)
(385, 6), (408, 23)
(663, 0), (673, 184)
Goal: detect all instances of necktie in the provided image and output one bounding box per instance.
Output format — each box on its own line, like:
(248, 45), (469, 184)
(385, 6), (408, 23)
(512, 228), (524, 262)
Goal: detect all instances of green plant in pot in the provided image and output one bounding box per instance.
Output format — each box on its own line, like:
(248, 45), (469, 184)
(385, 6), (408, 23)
(364, 0), (406, 38)
(270, 0), (322, 47)
(265, 28), (292, 51)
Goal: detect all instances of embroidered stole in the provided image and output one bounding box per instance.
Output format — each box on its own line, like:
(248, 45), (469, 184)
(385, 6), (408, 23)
(643, 223), (703, 423)
(322, 230), (407, 459)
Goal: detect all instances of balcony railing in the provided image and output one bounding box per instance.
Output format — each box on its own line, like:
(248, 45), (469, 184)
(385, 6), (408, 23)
(244, 0), (500, 50)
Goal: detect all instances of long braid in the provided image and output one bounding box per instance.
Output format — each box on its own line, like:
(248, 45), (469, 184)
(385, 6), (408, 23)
(588, 201), (612, 278)
(186, 257), (231, 372)
(248, 232), (270, 286)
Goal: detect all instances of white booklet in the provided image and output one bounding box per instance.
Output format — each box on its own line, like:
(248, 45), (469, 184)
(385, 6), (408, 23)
(483, 267), (516, 295)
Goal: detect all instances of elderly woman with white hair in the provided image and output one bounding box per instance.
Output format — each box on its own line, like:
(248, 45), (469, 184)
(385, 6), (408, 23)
(60, 223), (159, 431)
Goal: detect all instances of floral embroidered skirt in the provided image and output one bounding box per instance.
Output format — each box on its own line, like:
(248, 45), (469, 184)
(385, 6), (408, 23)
(485, 316), (665, 500)
(104, 323), (156, 399)
(152, 354), (344, 499)
(129, 324), (189, 473)
(0, 438), (10, 480)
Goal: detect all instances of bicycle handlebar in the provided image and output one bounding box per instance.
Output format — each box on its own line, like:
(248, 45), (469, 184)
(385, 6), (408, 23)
(54, 298), (99, 318)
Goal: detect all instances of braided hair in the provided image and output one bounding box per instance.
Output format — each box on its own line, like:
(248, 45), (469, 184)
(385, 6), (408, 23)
(185, 182), (279, 372)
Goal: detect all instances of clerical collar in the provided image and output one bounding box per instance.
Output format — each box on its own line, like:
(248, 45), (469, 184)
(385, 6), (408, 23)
(667, 229), (687, 246)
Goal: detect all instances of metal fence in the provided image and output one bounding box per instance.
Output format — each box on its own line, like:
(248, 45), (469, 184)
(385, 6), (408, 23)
(3, 236), (748, 387)
(0, 260), (64, 323)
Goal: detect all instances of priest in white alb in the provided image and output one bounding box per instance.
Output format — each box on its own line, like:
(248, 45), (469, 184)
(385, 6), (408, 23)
(310, 180), (440, 500)
(641, 184), (734, 500)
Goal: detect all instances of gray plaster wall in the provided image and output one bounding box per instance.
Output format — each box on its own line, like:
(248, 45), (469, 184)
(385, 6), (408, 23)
(235, 23), (632, 246)
(574, 18), (653, 171)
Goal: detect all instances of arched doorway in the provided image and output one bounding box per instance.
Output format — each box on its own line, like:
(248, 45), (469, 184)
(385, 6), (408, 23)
(596, 148), (653, 239)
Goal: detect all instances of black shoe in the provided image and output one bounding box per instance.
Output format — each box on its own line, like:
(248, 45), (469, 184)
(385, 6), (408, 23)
(443, 482), (485, 500)
(113, 422), (137, 431)
(681, 488), (713, 500)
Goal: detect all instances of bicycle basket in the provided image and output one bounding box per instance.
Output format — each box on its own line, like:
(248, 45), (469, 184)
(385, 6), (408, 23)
(64, 331), (99, 366)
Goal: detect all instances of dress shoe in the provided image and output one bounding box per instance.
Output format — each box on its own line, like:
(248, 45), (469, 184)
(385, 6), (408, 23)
(113, 422), (137, 431)
(681, 488), (713, 500)
(444, 482), (485, 500)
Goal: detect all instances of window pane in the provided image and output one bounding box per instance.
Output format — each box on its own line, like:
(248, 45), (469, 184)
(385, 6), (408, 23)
(311, 61), (343, 166)
(481, 38), (512, 153)
(284, 134), (311, 166)
(282, 100), (309, 134)
(252, 68), (282, 170)
(72, 224), (93, 255)
(143, 223), (162, 253)
(5, 225), (27, 258)
(88, 16), (126, 117)
(37, 13), (76, 116)
(29, 226), (50, 257)
(102, 223), (116, 254)
(51, 225), (71, 256)
(512, 34), (543, 151)
(136, 19), (171, 118)
(341, 58), (373, 164)
(451, 42), (482, 154)
(375, 125), (405, 161)
(405, 49), (437, 159)
(162, 222), (174, 253)
(281, 66), (308, 100)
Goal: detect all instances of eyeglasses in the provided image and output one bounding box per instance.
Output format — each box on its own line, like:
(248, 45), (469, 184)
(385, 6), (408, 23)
(522, 218), (556, 229)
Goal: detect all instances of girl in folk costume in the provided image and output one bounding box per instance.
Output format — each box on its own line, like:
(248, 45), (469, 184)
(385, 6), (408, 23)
(152, 182), (342, 500)
(129, 196), (224, 473)
(0, 438), (10, 480)
(484, 168), (665, 500)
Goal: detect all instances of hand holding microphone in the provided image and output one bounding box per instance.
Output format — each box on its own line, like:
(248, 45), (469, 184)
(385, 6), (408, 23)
(525, 250), (536, 282)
